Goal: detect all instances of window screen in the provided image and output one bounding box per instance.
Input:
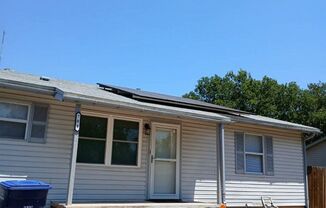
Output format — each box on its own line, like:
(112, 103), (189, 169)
(246, 154), (263, 173)
(30, 104), (49, 142)
(245, 134), (264, 173)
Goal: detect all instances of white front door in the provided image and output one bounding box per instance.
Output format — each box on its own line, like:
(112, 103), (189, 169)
(149, 123), (180, 199)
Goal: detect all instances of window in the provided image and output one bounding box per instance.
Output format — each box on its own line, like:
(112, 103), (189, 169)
(76, 114), (142, 167)
(0, 101), (49, 142)
(111, 119), (140, 166)
(245, 134), (264, 173)
(77, 115), (108, 164)
(0, 102), (29, 140)
(30, 104), (49, 142)
(235, 132), (274, 175)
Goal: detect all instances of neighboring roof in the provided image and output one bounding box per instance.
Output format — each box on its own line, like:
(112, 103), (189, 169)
(307, 137), (326, 149)
(0, 69), (321, 133)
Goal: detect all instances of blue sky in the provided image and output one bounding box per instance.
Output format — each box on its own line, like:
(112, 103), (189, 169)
(0, 0), (325, 96)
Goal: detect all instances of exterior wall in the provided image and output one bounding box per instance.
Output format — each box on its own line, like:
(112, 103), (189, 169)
(0, 88), (307, 207)
(181, 121), (218, 203)
(0, 88), (75, 204)
(74, 148), (149, 202)
(0, 88), (220, 205)
(307, 140), (326, 167)
(73, 105), (150, 202)
(224, 123), (305, 207)
(74, 105), (219, 203)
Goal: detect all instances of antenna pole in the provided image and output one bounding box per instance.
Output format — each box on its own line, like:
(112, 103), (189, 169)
(0, 31), (6, 66)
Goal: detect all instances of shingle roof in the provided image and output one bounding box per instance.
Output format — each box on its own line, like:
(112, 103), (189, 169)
(97, 83), (320, 133)
(0, 69), (321, 133)
(0, 69), (230, 122)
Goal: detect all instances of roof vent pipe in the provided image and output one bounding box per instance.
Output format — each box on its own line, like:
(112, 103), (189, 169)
(40, 76), (50, 81)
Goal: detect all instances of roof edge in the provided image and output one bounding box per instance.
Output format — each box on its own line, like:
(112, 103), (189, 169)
(229, 115), (321, 134)
(63, 92), (232, 123)
(0, 78), (64, 101)
(0, 73), (320, 133)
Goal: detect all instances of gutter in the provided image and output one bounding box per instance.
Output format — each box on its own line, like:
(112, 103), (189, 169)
(63, 92), (232, 123)
(228, 115), (320, 134)
(0, 78), (64, 101)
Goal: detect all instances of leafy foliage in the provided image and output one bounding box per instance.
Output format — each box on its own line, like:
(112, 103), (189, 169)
(184, 70), (326, 136)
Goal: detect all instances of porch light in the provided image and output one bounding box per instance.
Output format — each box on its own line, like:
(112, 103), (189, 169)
(144, 123), (151, 135)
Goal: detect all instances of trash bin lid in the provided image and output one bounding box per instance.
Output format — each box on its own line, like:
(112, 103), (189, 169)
(0, 180), (52, 190)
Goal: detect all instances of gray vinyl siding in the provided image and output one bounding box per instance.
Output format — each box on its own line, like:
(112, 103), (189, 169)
(181, 121), (218, 203)
(73, 112), (219, 203)
(0, 89), (151, 204)
(0, 88), (220, 205)
(0, 89), (75, 204)
(307, 140), (326, 167)
(1, 88), (308, 207)
(73, 131), (149, 202)
(224, 124), (305, 207)
(70, 105), (150, 202)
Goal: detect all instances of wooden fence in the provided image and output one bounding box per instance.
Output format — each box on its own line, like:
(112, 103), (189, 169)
(308, 166), (326, 208)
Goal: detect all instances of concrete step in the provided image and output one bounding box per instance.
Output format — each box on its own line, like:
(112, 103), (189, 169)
(52, 202), (218, 208)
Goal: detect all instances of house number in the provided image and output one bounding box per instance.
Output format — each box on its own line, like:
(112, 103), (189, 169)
(74, 112), (81, 132)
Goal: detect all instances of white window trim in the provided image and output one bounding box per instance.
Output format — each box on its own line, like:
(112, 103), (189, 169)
(0, 100), (32, 141)
(108, 115), (143, 168)
(244, 133), (265, 175)
(78, 111), (143, 168)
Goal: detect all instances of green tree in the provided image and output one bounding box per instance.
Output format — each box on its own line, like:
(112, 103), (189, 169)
(184, 70), (326, 136)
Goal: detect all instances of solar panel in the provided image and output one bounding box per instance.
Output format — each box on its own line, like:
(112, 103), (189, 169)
(97, 83), (249, 115)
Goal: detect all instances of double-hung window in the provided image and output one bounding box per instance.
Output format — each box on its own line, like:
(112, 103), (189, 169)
(0, 102), (30, 140)
(0, 101), (49, 142)
(77, 114), (142, 167)
(244, 134), (264, 173)
(235, 132), (274, 175)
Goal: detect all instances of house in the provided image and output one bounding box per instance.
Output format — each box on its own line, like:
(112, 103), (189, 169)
(0, 69), (320, 208)
(307, 137), (326, 167)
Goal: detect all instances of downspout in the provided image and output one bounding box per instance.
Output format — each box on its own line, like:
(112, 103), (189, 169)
(217, 124), (221, 204)
(66, 104), (81, 205)
(302, 133), (315, 208)
(217, 123), (226, 205)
